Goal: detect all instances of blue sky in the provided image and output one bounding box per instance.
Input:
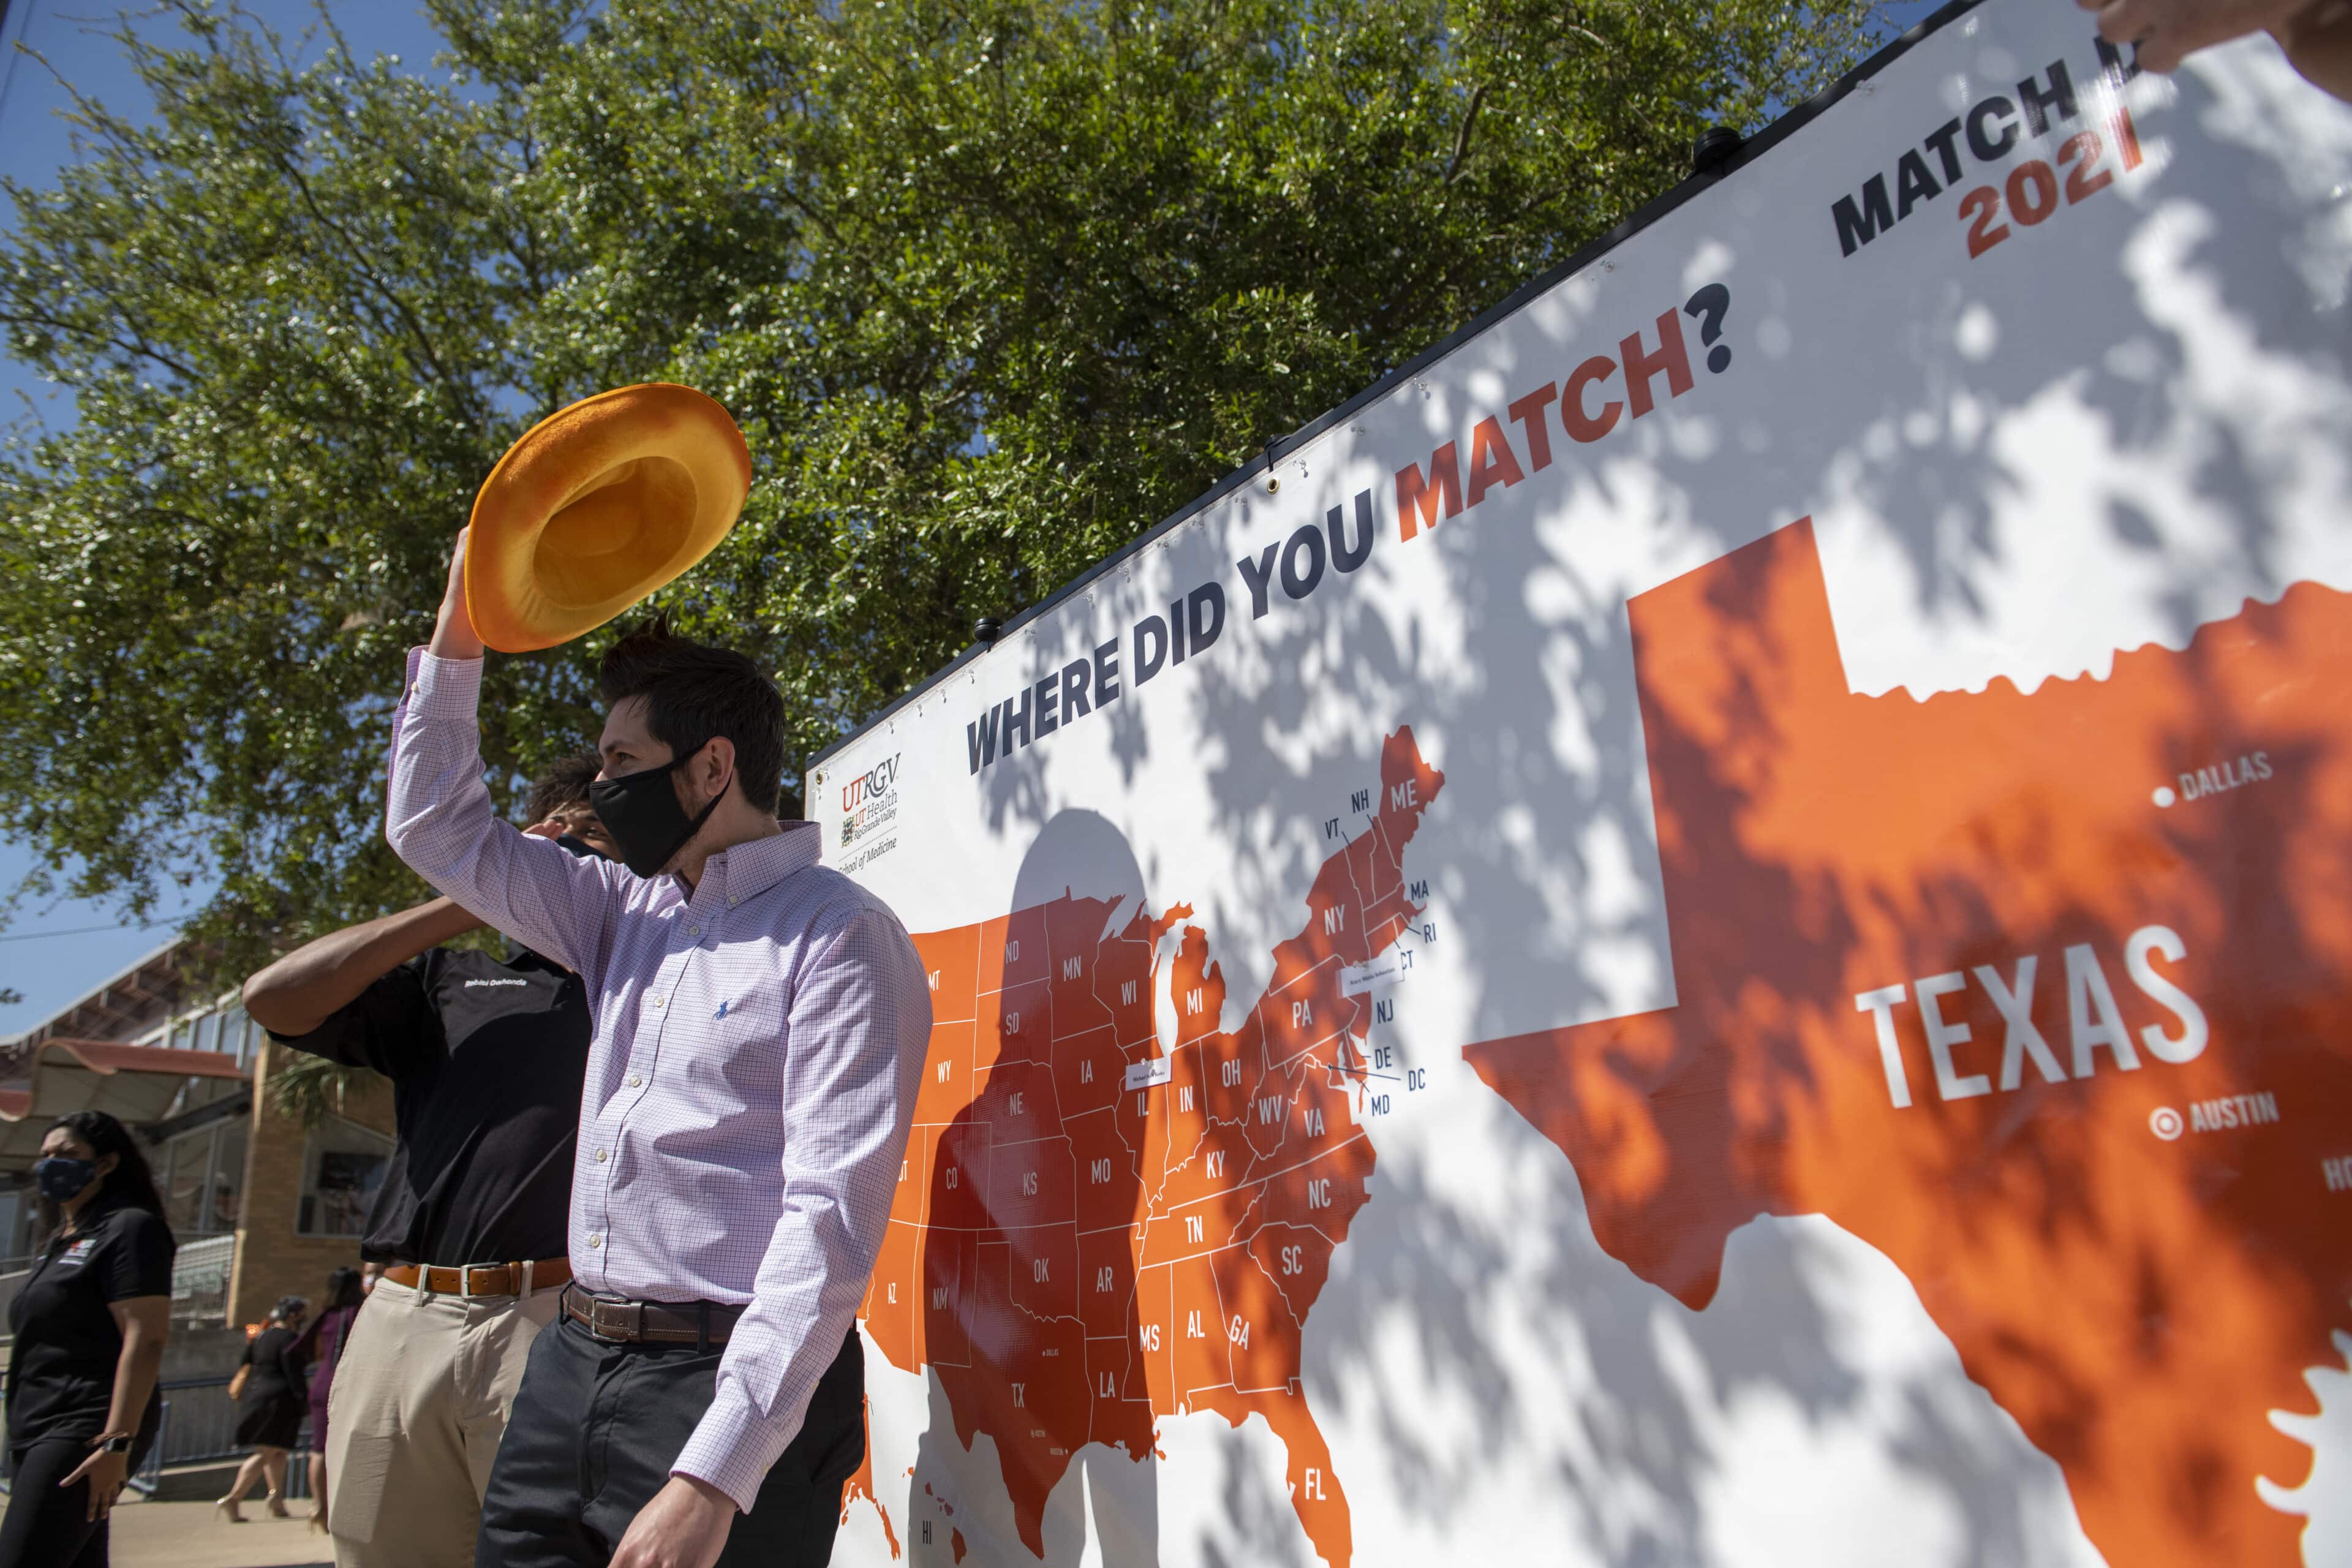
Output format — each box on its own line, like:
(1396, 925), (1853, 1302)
(0, 0), (1952, 1035)
(0, 0), (448, 1034)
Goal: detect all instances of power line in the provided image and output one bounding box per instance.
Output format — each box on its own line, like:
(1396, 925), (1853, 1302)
(0, 0), (34, 132)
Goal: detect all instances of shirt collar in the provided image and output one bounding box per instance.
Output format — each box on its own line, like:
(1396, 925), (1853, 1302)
(678, 822), (820, 908)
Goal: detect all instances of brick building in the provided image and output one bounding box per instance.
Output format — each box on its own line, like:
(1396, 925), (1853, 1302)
(0, 937), (396, 1330)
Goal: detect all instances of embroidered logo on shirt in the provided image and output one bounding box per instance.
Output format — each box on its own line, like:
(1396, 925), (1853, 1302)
(714, 1000), (731, 1019)
(463, 978), (530, 988)
(60, 1239), (96, 1266)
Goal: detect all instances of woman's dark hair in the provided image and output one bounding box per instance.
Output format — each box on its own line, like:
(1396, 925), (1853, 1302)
(271, 1294), (309, 1324)
(323, 1266), (366, 1312)
(600, 617), (786, 815)
(40, 1110), (170, 1238)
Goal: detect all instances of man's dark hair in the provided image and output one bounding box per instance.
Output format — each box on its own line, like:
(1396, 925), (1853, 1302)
(599, 618), (786, 815)
(524, 753), (601, 826)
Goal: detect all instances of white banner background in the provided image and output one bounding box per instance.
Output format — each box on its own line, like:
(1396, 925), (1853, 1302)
(811, 2), (2352, 1561)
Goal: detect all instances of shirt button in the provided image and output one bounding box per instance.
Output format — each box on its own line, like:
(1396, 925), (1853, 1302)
(627, 1076), (643, 1088)
(587, 1234), (601, 1249)
(648, 995), (665, 1009)
(687, 925), (701, 940)
(594, 1149), (608, 1163)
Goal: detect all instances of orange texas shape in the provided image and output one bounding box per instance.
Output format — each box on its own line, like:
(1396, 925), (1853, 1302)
(1465, 518), (2352, 1566)
(850, 729), (1445, 1567)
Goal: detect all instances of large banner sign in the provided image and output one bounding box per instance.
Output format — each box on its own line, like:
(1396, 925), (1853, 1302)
(809, 1), (2352, 1562)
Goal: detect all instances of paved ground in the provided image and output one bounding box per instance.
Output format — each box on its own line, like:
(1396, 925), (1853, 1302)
(110, 1495), (333, 1567)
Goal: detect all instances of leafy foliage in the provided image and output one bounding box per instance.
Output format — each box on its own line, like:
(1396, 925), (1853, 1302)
(1, 0), (1893, 970)
(268, 1042), (363, 1129)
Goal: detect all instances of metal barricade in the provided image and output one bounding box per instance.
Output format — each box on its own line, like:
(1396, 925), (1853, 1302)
(0, 1374), (313, 1501)
(126, 1376), (314, 1498)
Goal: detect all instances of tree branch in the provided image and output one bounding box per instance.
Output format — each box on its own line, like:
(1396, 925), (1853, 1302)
(260, 138), (475, 420)
(0, 307), (201, 384)
(1443, 83), (1489, 187)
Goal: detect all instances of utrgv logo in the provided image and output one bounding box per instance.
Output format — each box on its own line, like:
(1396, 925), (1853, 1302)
(841, 754), (902, 813)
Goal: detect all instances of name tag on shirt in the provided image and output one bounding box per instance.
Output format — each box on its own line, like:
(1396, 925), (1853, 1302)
(59, 1239), (96, 1268)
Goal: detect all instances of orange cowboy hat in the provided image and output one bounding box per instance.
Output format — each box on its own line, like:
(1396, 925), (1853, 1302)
(464, 383), (753, 652)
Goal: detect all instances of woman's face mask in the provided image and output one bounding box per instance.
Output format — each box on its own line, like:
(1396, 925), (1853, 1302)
(34, 1155), (97, 1204)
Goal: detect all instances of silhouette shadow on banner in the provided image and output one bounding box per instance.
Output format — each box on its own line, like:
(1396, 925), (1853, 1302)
(843, 753), (1444, 1563)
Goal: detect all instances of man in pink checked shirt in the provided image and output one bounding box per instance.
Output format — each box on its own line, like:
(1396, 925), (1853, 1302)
(386, 529), (932, 1568)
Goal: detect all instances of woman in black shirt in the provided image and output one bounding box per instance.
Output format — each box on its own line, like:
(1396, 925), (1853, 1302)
(0, 1110), (174, 1568)
(217, 1295), (311, 1520)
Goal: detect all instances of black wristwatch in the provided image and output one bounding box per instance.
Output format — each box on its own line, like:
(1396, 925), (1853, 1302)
(96, 1434), (132, 1454)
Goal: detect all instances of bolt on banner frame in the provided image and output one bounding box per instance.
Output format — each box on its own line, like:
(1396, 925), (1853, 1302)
(807, 0), (2352, 1563)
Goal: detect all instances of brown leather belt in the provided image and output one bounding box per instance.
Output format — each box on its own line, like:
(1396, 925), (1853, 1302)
(380, 1259), (571, 1297)
(561, 1284), (745, 1347)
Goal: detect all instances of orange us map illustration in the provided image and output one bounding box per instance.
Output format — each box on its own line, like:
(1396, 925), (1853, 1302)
(842, 731), (1446, 1564)
(1466, 519), (2352, 1565)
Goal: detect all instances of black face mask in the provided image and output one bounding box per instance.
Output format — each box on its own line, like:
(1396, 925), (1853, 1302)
(589, 750), (726, 878)
(34, 1156), (96, 1204)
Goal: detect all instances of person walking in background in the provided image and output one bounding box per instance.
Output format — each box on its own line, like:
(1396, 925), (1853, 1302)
(218, 1295), (311, 1521)
(303, 1268), (368, 1537)
(241, 755), (616, 1568)
(0, 1111), (174, 1568)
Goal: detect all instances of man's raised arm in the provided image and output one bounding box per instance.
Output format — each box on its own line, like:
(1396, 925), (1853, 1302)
(2083, 0), (2352, 102)
(385, 528), (622, 984)
(243, 898), (480, 1039)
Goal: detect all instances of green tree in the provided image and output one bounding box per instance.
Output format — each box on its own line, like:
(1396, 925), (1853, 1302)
(269, 1043), (358, 1128)
(1, 0), (1893, 971)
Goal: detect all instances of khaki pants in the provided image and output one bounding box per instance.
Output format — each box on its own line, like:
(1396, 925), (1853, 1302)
(325, 1275), (562, 1568)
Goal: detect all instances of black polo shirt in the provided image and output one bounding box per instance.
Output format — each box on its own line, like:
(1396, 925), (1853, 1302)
(271, 945), (590, 1268)
(4, 1202), (173, 1449)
